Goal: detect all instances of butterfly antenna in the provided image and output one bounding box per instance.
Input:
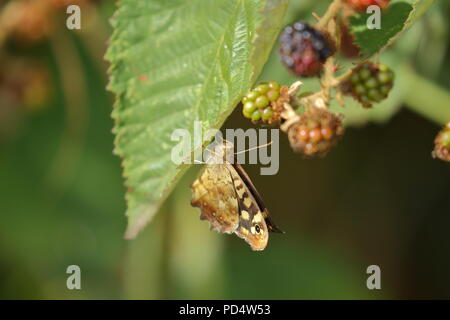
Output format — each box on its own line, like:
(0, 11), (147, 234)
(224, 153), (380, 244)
(234, 141), (273, 155)
(204, 138), (231, 158)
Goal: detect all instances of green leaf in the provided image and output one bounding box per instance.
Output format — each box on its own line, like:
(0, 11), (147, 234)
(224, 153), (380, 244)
(349, 0), (435, 57)
(106, 0), (288, 239)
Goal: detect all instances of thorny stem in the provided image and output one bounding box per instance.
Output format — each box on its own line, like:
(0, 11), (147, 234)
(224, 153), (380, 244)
(334, 68), (353, 83)
(294, 1), (344, 111)
(317, 2), (341, 108)
(315, 0), (343, 29)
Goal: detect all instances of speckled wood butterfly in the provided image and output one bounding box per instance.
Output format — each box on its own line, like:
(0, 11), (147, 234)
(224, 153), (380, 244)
(190, 140), (283, 251)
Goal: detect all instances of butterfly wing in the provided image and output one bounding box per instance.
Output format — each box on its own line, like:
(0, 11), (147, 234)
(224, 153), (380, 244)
(191, 164), (240, 234)
(226, 163), (282, 251)
(231, 163), (284, 234)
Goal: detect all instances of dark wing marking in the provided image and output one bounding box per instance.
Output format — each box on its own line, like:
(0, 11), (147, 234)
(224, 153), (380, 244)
(231, 162), (284, 233)
(225, 163), (269, 251)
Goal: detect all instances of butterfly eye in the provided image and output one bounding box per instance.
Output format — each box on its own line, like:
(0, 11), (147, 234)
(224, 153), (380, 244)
(255, 225), (261, 233)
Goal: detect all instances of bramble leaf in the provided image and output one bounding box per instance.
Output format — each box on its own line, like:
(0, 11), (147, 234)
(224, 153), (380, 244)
(349, 0), (435, 57)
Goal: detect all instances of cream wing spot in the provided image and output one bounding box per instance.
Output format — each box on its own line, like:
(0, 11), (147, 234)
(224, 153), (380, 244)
(241, 210), (250, 220)
(236, 187), (245, 198)
(252, 212), (263, 223)
(234, 180), (243, 188)
(243, 196), (252, 208)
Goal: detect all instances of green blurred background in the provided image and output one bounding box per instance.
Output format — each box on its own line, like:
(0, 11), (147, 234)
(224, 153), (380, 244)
(0, 0), (450, 299)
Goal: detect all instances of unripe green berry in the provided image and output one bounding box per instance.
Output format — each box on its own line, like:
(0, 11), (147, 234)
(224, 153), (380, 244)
(255, 95), (269, 108)
(241, 81), (282, 123)
(442, 132), (450, 147)
(378, 63), (389, 72)
(347, 62), (394, 108)
(261, 107), (273, 121)
(361, 96), (371, 104)
(380, 85), (391, 95)
(350, 73), (360, 84)
(364, 78), (378, 89)
(355, 84), (366, 95)
(377, 72), (391, 84)
(255, 83), (269, 94)
(359, 68), (371, 80)
(267, 90), (280, 101)
(243, 102), (257, 117)
(268, 81), (280, 91)
(251, 110), (261, 121)
(368, 89), (383, 102)
(243, 108), (252, 118)
(246, 91), (259, 101)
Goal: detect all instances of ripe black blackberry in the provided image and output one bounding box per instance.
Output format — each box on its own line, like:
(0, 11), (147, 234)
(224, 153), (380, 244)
(279, 22), (335, 77)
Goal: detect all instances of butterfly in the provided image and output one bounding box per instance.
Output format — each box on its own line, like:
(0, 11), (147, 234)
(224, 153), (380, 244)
(190, 140), (283, 251)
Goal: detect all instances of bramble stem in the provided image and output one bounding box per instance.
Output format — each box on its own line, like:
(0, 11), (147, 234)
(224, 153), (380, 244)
(334, 69), (353, 84)
(293, 0), (345, 110)
(316, 0), (343, 29)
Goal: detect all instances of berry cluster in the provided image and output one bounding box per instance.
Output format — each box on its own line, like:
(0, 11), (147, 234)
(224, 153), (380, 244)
(288, 107), (344, 157)
(345, 62), (394, 108)
(432, 122), (450, 162)
(241, 82), (282, 124)
(279, 22), (335, 77)
(344, 0), (390, 12)
(243, 3), (404, 159)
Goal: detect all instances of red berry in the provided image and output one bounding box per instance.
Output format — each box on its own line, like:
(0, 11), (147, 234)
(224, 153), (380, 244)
(344, 0), (390, 12)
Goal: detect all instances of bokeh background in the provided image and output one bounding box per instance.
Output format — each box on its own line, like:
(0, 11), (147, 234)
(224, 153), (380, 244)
(0, 0), (449, 299)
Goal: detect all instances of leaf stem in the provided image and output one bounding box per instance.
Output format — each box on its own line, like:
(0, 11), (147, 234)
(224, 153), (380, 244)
(44, 29), (89, 195)
(403, 67), (450, 126)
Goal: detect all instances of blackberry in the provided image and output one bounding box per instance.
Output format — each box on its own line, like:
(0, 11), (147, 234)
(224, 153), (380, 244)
(241, 81), (286, 124)
(287, 107), (344, 157)
(344, 0), (390, 12)
(279, 22), (336, 77)
(344, 62), (394, 108)
(432, 122), (450, 162)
